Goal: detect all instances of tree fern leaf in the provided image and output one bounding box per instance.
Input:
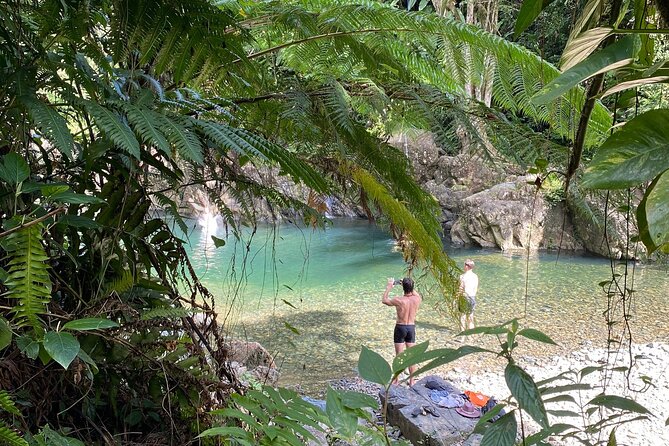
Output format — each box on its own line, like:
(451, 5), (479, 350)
(20, 96), (74, 160)
(84, 101), (140, 159)
(124, 104), (170, 154)
(2, 223), (51, 331)
(0, 422), (27, 446)
(158, 115), (203, 164)
(153, 192), (188, 234)
(0, 391), (21, 416)
(104, 269), (135, 296)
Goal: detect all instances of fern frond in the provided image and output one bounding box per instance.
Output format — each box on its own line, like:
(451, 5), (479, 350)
(158, 115), (203, 164)
(84, 101), (140, 159)
(352, 166), (458, 295)
(153, 192), (188, 234)
(2, 223), (51, 330)
(104, 269), (135, 296)
(0, 422), (27, 446)
(124, 104), (171, 154)
(20, 95), (74, 160)
(0, 390), (21, 416)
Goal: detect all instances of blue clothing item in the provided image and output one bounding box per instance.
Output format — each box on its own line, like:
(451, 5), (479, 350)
(430, 390), (465, 408)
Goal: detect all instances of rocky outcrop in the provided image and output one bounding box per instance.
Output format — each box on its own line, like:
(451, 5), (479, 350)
(450, 177), (583, 251)
(224, 340), (280, 386)
(379, 376), (483, 446)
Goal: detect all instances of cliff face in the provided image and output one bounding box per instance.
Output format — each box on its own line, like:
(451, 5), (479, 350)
(396, 133), (641, 258)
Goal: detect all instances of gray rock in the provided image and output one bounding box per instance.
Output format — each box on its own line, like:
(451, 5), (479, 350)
(379, 376), (481, 446)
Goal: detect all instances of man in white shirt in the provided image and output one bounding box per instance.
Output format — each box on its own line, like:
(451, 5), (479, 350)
(458, 259), (479, 331)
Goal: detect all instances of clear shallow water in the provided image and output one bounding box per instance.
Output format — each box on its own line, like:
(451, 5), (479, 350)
(182, 219), (669, 394)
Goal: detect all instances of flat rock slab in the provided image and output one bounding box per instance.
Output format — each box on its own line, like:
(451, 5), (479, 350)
(380, 376), (482, 446)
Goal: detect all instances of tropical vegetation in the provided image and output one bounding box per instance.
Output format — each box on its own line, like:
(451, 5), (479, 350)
(1, 0), (668, 444)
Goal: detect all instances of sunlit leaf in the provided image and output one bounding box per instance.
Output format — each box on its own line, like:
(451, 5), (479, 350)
(62, 318), (119, 331)
(637, 171), (669, 253)
(392, 340), (429, 374)
(561, 26), (613, 71)
(358, 346), (392, 386)
(582, 110), (669, 189)
(517, 328), (558, 345)
(534, 35), (640, 105)
(587, 394), (650, 414)
(505, 363), (549, 428)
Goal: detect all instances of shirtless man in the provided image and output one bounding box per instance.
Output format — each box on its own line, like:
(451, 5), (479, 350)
(382, 277), (421, 386)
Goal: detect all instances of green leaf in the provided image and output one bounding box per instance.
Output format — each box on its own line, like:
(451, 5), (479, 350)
(16, 335), (39, 359)
(0, 318), (12, 351)
(198, 426), (254, 440)
(533, 35), (640, 105)
(57, 215), (100, 229)
(608, 428), (617, 446)
(62, 318), (119, 331)
(358, 346), (392, 386)
(582, 110), (669, 189)
(517, 328), (558, 345)
(77, 348), (99, 374)
(338, 390), (378, 410)
(211, 235), (226, 248)
(284, 321), (300, 335)
(0, 153), (30, 186)
(326, 388), (358, 439)
(415, 345), (492, 376)
(514, 0), (554, 36)
(474, 403), (507, 433)
(637, 171), (669, 253)
(525, 424), (576, 445)
(392, 340), (429, 374)
(48, 191), (105, 204)
(43, 331), (80, 369)
(20, 96), (74, 160)
(505, 363), (549, 428)
(480, 410), (517, 446)
(587, 394), (650, 414)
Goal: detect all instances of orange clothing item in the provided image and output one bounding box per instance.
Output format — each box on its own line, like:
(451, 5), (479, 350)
(465, 390), (490, 408)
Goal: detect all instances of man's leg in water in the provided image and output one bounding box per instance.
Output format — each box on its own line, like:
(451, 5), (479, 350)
(406, 342), (416, 386)
(393, 343), (406, 384)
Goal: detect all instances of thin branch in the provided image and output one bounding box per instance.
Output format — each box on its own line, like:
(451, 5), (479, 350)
(0, 207), (65, 239)
(234, 28), (417, 63)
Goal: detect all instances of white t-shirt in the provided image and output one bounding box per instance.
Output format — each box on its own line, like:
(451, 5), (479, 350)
(460, 270), (479, 298)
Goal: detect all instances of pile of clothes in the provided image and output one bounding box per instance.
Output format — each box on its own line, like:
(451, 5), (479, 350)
(425, 378), (505, 422)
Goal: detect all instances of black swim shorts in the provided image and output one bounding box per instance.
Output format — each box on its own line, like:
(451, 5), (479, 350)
(394, 324), (416, 344)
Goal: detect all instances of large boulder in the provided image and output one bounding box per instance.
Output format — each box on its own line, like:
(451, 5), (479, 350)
(379, 376), (483, 446)
(450, 176), (583, 251)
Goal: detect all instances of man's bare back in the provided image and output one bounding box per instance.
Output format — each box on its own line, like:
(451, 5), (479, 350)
(387, 291), (421, 324)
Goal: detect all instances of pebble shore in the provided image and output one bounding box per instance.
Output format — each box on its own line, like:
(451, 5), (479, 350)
(324, 342), (669, 445)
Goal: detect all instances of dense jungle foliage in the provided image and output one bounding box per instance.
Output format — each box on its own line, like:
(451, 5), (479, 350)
(1, 0), (669, 444)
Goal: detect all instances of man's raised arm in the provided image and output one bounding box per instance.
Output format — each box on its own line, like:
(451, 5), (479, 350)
(382, 278), (396, 306)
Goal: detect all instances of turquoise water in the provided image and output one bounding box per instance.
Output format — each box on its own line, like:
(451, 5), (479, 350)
(183, 219), (669, 393)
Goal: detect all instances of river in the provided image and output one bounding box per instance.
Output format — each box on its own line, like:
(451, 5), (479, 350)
(183, 218), (669, 394)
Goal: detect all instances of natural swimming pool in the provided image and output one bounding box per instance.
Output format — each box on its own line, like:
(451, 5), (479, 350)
(183, 219), (669, 394)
